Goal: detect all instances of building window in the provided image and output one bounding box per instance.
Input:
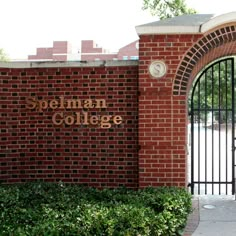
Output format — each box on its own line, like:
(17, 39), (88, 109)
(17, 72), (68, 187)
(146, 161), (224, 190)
(123, 56), (128, 60)
(130, 56), (139, 60)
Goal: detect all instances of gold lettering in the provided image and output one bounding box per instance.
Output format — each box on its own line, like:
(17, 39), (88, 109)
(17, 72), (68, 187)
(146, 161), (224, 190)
(113, 116), (122, 125)
(82, 111), (89, 125)
(52, 112), (63, 125)
(90, 116), (99, 125)
(38, 100), (48, 112)
(75, 112), (81, 125)
(26, 97), (37, 110)
(26, 96), (123, 129)
(100, 115), (111, 129)
(66, 99), (82, 109)
(83, 99), (94, 108)
(49, 99), (59, 109)
(64, 115), (74, 125)
(95, 99), (107, 108)
(59, 96), (65, 109)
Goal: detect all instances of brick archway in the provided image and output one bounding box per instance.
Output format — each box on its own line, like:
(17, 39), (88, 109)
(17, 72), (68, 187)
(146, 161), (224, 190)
(136, 13), (236, 189)
(174, 24), (236, 96)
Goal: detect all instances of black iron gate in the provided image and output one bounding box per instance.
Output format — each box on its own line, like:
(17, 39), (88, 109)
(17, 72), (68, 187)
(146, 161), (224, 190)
(189, 58), (236, 195)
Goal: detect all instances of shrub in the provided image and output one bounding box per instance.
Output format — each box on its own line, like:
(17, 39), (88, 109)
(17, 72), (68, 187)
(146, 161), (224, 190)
(0, 183), (192, 235)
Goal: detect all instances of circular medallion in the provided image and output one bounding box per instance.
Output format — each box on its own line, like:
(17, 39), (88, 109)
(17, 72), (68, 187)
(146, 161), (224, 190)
(149, 60), (167, 78)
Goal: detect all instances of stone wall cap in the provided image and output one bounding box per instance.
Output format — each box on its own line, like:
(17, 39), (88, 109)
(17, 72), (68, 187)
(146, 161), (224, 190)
(0, 60), (138, 68)
(136, 14), (214, 34)
(201, 11), (236, 32)
(136, 13), (234, 35)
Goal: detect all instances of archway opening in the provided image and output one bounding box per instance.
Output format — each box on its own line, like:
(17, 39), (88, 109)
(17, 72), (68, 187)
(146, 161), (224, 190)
(188, 57), (236, 195)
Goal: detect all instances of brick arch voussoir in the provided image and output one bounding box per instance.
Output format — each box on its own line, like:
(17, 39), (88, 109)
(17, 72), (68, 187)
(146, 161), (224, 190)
(173, 25), (236, 96)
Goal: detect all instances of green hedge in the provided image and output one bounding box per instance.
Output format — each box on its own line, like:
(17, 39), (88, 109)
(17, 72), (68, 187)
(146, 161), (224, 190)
(0, 183), (192, 236)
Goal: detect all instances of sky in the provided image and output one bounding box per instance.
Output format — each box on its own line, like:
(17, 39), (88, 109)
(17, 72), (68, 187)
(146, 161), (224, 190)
(1, 0), (236, 60)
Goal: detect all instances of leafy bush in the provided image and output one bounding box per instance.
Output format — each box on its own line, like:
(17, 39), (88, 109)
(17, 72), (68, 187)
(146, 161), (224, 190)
(0, 183), (192, 235)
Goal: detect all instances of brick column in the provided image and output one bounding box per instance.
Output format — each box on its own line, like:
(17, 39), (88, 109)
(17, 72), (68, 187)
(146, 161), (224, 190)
(138, 34), (200, 188)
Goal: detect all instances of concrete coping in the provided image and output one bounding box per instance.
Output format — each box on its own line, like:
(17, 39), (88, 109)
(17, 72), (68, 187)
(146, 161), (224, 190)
(0, 60), (139, 68)
(136, 12), (236, 35)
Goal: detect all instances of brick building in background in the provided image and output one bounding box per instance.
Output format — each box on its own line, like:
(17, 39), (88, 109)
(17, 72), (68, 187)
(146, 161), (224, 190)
(28, 40), (139, 61)
(28, 41), (73, 61)
(80, 40), (139, 61)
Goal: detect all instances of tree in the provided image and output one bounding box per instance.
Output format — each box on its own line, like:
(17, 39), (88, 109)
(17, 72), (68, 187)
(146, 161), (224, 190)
(142, 0), (197, 20)
(0, 48), (9, 62)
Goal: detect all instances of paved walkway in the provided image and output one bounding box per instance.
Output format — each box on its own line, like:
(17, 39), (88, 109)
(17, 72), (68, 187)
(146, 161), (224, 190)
(184, 195), (236, 236)
(183, 197), (199, 236)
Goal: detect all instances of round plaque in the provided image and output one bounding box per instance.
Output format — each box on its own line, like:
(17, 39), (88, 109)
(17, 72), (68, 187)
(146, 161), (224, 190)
(149, 60), (167, 78)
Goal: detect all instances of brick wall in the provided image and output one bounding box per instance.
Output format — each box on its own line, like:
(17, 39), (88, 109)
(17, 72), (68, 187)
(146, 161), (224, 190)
(0, 61), (139, 188)
(138, 34), (202, 188)
(3, 22), (235, 189)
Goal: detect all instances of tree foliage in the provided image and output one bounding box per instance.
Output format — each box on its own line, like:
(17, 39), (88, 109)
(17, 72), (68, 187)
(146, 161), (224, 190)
(0, 48), (9, 61)
(142, 0), (197, 19)
(190, 59), (233, 123)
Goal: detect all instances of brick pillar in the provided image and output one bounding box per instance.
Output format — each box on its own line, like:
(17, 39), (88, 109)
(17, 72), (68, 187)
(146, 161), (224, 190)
(138, 34), (200, 188)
